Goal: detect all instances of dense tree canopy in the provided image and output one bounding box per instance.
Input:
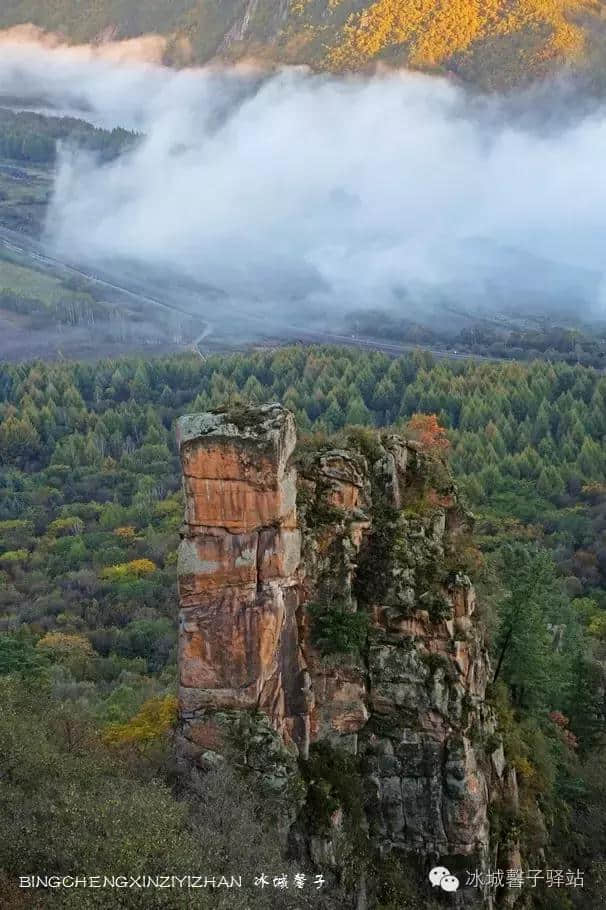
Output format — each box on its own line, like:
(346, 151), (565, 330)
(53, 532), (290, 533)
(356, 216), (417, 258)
(1, 345), (606, 906)
(0, 109), (137, 166)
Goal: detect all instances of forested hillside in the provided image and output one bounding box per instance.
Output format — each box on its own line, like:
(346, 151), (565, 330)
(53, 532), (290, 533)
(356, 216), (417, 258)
(0, 109), (137, 166)
(1, 346), (606, 905)
(2, 0), (606, 88)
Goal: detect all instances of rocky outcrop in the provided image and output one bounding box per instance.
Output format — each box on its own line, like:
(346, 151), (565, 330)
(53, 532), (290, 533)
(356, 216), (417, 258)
(176, 405), (515, 905)
(176, 406), (309, 764)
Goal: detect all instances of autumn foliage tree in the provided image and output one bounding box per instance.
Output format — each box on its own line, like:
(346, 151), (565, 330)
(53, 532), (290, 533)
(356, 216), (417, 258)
(103, 694), (179, 775)
(100, 558), (156, 582)
(404, 413), (451, 456)
(103, 695), (178, 748)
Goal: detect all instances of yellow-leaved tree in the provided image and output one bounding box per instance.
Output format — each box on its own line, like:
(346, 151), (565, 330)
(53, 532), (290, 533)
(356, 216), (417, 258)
(103, 695), (178, 748)
(100, 558), (156, 582)
(328, 0), (586, 73)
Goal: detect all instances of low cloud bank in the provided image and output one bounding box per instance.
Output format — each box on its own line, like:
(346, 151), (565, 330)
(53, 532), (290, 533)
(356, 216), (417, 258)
(2, 35), (606, 324)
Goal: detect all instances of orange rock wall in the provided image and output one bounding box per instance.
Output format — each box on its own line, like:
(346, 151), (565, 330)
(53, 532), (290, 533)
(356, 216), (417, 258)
(176, 406), (309, 758)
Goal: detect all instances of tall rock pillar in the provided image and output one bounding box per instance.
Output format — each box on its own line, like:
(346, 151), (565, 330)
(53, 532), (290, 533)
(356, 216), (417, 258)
(176, 405), (309, 769)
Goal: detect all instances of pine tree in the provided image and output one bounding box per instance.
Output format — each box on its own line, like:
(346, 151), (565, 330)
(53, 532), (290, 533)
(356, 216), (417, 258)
(494, 545), (556, 710)
(345, 395), (372, 427)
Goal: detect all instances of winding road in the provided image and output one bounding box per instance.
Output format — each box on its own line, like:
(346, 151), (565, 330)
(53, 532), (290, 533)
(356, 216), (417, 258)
(0, 223), (501, 364)
(0, 224), (212, 329)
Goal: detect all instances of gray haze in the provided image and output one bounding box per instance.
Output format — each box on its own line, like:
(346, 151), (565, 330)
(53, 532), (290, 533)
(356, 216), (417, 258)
(2, 34), (606, 324)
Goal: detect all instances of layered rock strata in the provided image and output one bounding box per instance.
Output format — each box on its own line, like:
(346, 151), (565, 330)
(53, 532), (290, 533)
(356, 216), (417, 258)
(176, 406), (309, 760)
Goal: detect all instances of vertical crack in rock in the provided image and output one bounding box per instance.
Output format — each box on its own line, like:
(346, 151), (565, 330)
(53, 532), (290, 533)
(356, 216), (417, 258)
(176, 404), (306, 761)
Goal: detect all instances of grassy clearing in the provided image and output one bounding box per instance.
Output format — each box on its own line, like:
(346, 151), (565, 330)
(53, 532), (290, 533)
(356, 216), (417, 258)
(0, 253), (67, 303)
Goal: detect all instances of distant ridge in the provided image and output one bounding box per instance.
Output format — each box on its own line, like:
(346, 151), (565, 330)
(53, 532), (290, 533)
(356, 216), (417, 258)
(1, 1), (606, 89)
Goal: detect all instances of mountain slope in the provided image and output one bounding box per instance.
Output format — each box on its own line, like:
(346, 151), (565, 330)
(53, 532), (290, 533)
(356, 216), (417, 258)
(1, 0), (606, 88)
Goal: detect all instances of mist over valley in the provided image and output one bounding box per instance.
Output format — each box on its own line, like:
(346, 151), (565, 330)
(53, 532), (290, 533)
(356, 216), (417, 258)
(1, 32), (606, 364)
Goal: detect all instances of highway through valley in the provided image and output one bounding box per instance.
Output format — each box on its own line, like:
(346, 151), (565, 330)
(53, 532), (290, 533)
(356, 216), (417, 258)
(0, 223), (499, 364)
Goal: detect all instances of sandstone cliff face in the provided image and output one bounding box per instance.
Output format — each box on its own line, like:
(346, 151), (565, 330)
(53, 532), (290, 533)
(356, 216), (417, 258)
(176, 406), (308, 764)
(176, 405), (515, 905)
